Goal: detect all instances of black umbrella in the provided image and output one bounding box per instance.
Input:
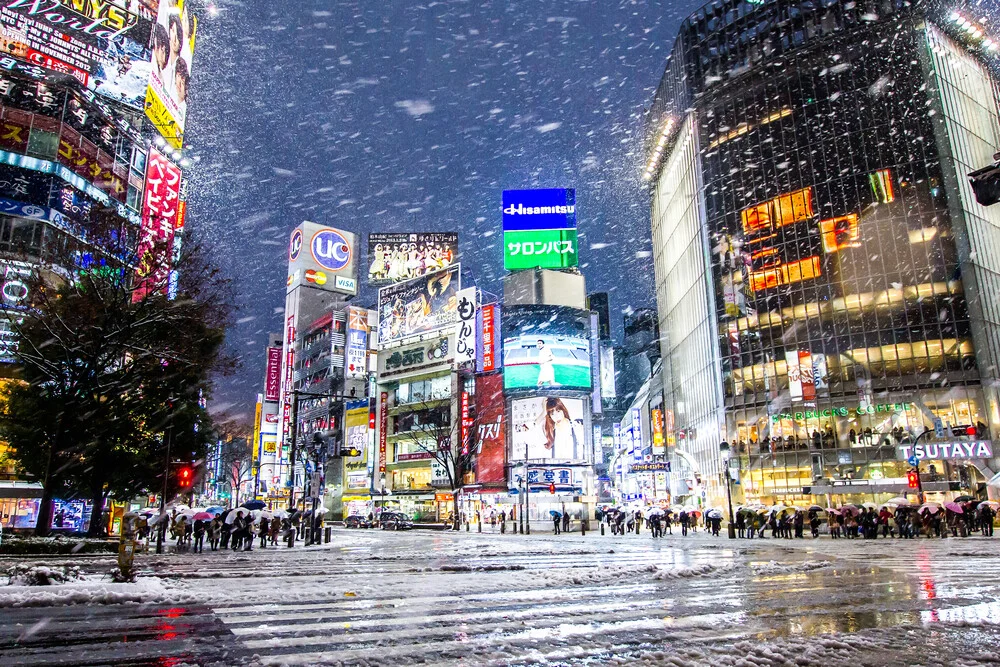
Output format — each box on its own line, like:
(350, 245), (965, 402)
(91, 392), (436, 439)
(953, 495), (975, 503)
(240, 500), (267, 511)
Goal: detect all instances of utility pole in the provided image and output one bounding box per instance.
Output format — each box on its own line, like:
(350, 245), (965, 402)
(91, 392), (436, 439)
(155, 422), (172, 555)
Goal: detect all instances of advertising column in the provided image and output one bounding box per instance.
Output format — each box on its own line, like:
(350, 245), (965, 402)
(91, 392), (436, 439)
(500, 187), (595, 531)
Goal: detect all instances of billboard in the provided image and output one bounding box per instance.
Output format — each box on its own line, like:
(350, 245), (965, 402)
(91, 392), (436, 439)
(133, 147), (180, 300)
(144, 0), (197, 149)
(0, 0), (156, 109)
(264, 347), (281, 403)
(367, 232), (458, 285)
(502, 188), (577, 270)
(476, 302), (499, 373)
(286, 221), (359, 296)
(501, 305), (591, 391)
(377, 264), (459, 345)
(599, 343), (616, 398)
(511, 396), (586, 461)
(474, 372), (505, 485)
(346, 306), (370, 379)
(455, 287), (476, 367)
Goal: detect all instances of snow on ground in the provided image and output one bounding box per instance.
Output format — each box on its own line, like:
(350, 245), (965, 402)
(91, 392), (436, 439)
(2, 530), (1000, 665)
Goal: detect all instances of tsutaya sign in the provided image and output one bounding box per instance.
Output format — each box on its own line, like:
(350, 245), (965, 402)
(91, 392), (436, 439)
(771, 402), (910, 423)
(898, 441), (993, 461)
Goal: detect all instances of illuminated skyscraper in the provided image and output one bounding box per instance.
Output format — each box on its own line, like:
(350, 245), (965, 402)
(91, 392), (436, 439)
(645, 0), (1000, 508)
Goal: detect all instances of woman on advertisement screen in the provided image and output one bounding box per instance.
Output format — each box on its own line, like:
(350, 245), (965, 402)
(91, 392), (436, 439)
(536, 398), (582, 459)
(535, 339), (556, 387)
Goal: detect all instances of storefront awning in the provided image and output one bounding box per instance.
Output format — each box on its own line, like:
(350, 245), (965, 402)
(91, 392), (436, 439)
(0, 481), (43, 499)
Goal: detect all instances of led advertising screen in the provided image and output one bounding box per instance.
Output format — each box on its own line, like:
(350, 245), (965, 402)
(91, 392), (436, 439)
(0, 0), (156, 109)
(367, 232), (457, 285)
(502, 188), (577, 270)
(511, 396), (586, 461)
(377, 264), (460, 345)
(501, 305), (591, 391)
(145, 0), (197, 149)
(345, 306), (370, 379)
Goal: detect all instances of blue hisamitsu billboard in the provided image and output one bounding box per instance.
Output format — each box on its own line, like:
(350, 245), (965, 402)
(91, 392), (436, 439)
(502, 189), (578, 270)
(502, 189), (576, 231)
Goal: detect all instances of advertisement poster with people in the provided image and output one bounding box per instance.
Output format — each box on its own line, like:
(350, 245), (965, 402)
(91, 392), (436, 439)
(377, 264), (460, 344)
(502, 305), (591, 391)
(145, 0), (197, 148)
(511, 397), (586, 461)
(368, 232), (458, 285)
(0, 0), (156, 109)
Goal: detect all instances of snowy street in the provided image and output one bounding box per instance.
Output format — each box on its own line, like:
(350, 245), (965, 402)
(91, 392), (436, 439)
(2, 529), (1000, 666)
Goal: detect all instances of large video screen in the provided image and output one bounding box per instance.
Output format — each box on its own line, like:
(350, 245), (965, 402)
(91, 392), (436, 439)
(511, 397), (586, 461)
(502, 305), (591, 391)
(377, 264), (460, 345)
(367, 232), (458, 285)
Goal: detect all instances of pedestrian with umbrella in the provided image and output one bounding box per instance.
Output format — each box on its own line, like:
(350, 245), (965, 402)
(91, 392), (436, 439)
(219, 510), (232, 549)
(208, 516), (222, 551)
(551, 510), (561, 535)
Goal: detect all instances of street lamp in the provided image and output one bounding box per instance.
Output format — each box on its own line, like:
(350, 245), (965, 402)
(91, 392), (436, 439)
(720, 441), (736, 539)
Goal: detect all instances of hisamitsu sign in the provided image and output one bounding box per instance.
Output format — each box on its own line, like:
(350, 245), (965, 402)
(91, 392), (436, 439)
(898, 441), (993, 461)
(502, 188), (578, 270)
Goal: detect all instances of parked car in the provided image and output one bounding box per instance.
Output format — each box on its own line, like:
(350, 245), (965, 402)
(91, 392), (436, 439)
(345, 515), (372, 529)
(379, 512), (413, 531)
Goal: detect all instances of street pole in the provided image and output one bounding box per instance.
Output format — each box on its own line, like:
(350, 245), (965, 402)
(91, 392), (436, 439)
(288, 391), (300, 512)
(910, 429), (932, 505)
(721, 441), (736, 539)
(155, 422), (172, 555)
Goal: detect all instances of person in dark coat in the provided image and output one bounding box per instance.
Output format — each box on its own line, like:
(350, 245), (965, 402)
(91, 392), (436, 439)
(553, 512), (561, 535)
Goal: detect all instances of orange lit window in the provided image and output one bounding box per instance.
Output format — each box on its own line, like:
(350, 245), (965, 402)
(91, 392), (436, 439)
(869, 169), (895, 203)
(740, 187), (814, 235)
(741, 202), (771, 234)
(748, 256), (821, 292)
(819, 214), (860, 253)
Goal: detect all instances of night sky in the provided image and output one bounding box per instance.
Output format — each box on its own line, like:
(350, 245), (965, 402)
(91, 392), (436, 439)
(185, 0), (703, 420)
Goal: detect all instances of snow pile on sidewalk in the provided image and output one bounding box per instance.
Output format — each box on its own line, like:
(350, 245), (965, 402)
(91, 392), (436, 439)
(0, 573), (195, 608)
(5, 563), (82, 586)
(542, 562), (733, 587)
(750, 559), (832, 575)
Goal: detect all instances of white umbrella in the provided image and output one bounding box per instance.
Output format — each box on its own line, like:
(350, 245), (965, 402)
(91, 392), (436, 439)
(168, 504), (190, 512)
(271, 509), (289, 519)
(252, 509), (273, 521)
(224, 508), (250, 524)
(148, 512), (170, 526)
(706, 509), (723, 519)
(861, 502), (877, 510)
(885, 497), (913, 506)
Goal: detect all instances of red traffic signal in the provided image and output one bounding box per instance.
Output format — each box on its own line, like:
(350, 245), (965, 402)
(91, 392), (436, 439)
(907, 470), (919, 489)
(178, 466), (193, 488)
(966, 425), (977, 436)
(548, 482), (556, 494)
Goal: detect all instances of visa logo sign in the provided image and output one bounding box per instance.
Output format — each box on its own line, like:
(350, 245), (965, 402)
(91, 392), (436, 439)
(502, 188), (576, 231)
(335, 275), (357, 292)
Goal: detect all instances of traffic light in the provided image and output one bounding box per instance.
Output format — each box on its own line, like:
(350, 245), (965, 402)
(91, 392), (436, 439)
(907, 470), (919, 489)
(548, 482), (556, 494)
(178, 466), (193, 488)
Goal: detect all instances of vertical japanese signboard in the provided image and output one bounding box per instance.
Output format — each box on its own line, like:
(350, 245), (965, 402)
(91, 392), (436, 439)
(455, 287), (476, 368)
(134, 148), (180, 300)
(651, 408), (665, 456)
(264, 347), (281, 402)
(474, 372), (505, 484)
(378, 391), (388, 474)
(476, 303), (498, 373)
(346, 306), (370, 379)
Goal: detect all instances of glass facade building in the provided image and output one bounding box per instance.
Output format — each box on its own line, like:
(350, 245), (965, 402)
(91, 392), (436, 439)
(648, 0), (1000, 508)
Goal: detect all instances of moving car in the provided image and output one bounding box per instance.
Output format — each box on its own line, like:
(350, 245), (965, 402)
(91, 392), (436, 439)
(345, 515), (372, 529)
(379, 512), (413, 531)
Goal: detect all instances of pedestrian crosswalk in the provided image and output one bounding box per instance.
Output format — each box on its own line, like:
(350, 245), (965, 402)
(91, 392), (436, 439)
(3, 532), (1000, 665)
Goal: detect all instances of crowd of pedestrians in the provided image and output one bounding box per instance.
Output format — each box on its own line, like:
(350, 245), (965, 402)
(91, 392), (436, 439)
(138, 507), (309, 552)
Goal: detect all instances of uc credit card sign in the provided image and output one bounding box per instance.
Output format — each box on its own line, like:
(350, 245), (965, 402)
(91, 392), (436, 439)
(502, 189), (577, 270)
